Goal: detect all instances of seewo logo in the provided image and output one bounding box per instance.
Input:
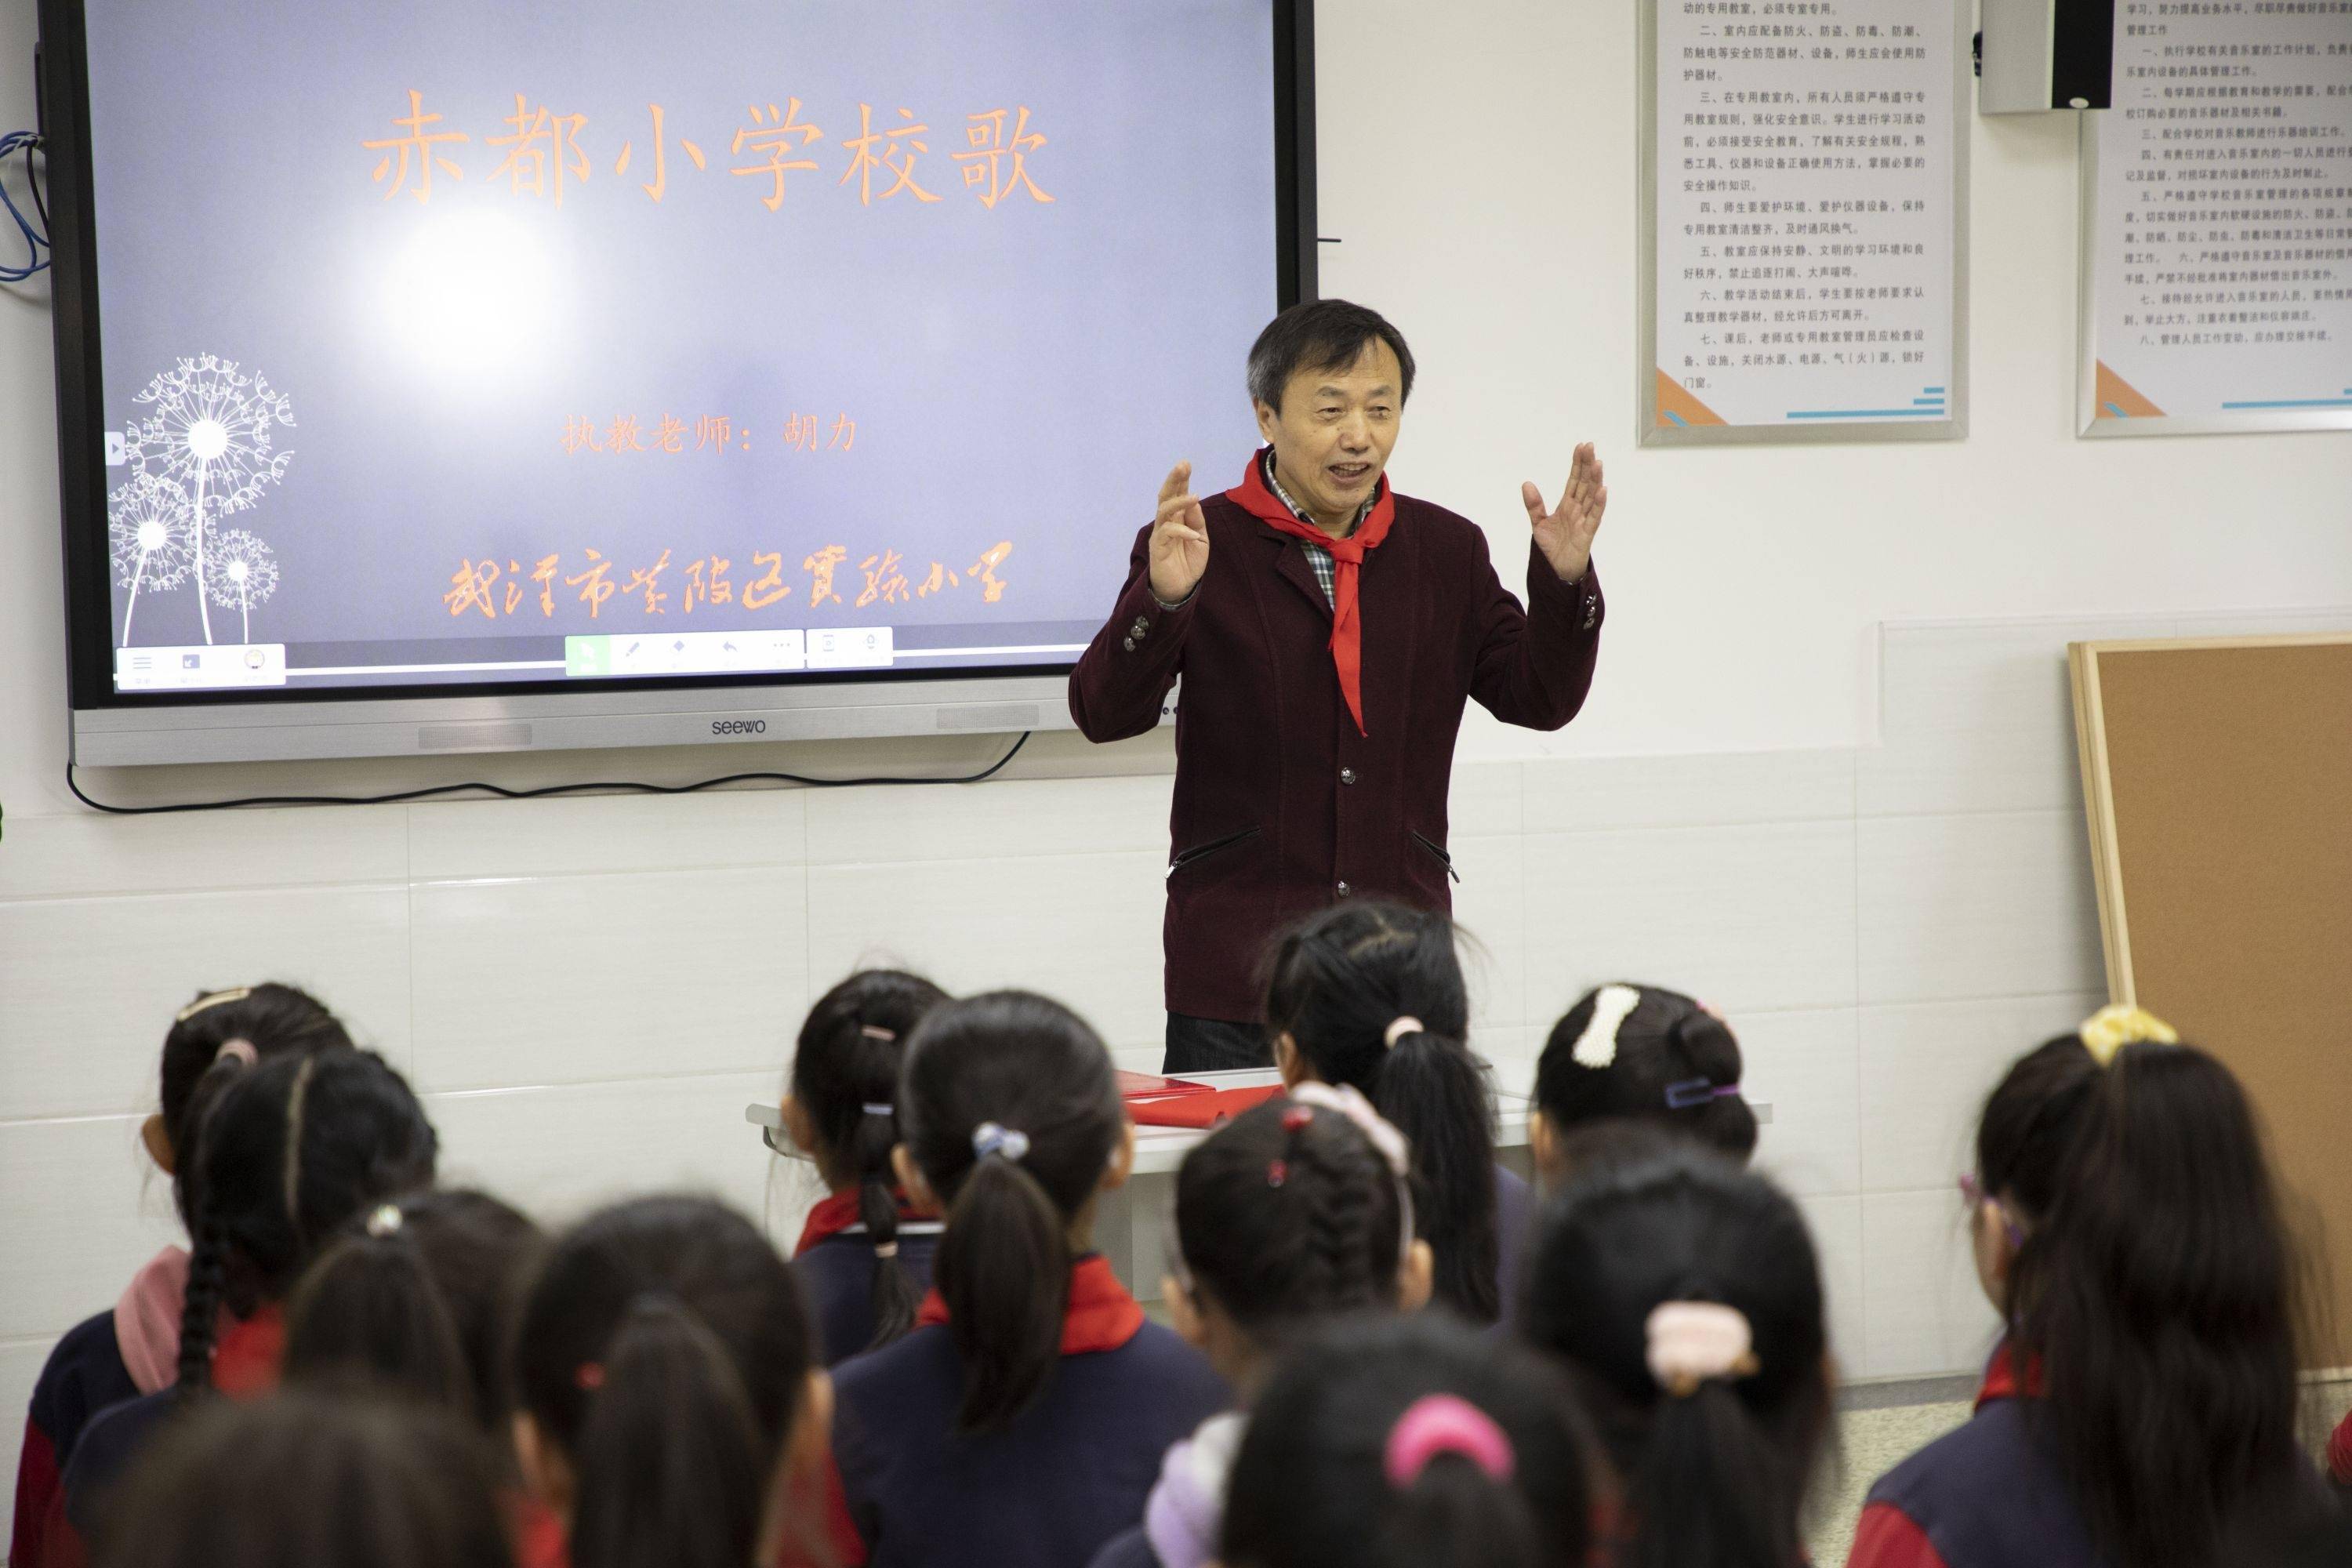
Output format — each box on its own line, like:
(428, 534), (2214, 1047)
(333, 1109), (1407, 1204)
(710, 718), (768, 736)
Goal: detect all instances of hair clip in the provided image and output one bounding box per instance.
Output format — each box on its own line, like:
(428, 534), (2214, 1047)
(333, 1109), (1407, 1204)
(1664, 1076), (1740, 1111)
(874, 1241), (900, 1261)
(2076, 1004), (2177, 1067)
(1280, 1105), (1315, 1134)
(1572, 984), (1642, 1069)
(1645, 1301), (1761, 1397)
(862, 1102), (895, 1118)
(176, 987), (253, 1023)
(365, 1203), (404, 1238)
(859, 1025), (897, 1042)
(1383, 1015), (1425, 1048)
(971, 1122), (1031, 1163)
(575, 1363), (605, 1392)
(1384, 1394), (1515, 1487)
(1267, 1158), (1289, 1188)
(212, 1038), (259, 1069)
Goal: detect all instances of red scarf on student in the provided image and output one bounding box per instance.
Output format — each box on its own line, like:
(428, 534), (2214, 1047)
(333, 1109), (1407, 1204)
(1974, 1339), (2044, 1410)
(1225, 450), (1397, 735)
(914, 1254), (1145, 1354)
(209, 1305), (285, 1398)
(792, 1190), (928, 1258)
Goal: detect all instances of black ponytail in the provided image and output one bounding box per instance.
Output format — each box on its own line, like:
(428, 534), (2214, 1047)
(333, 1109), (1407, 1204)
(1378, 1029), (1499, 1320)
(1534, 984), (1759, 1164)
(283, 1189), (543, 1432)
(1174, 1094), (1406, 1346)
(1375, 1451), (1544, 1568)
(942, 1152), (1070, 1431)
(789, 968), (949, 1350)
(1222, 1315), (1600, 1568)
(1521, 1139), (1831, 1568)
(2009, 1039), (2308, 1568)
(174, 1048), (438, 1400)
(571, 1298), (765, 1568)
(1263, 902), (1501, 1321)
(898, 990), (1125, 1432)
(282, 1224), (466, 1413)
(512, 1195), (819, 1568)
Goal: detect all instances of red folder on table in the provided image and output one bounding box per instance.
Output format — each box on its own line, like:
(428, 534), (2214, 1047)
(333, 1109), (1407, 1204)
(1116, 1070), (1214, 1103)
(1117, 1071), (1282, 1129)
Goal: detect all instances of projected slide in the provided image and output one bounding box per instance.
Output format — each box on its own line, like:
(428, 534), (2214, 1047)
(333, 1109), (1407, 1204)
(83, 0), (1279, 693)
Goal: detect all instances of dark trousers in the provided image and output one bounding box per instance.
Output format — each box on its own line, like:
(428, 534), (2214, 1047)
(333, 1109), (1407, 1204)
(1163, 1012), (1272, 1075)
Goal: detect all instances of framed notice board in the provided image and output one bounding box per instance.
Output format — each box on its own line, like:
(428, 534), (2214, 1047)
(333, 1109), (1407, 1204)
(2078, 7), (2352, 437)
(2071, 634), (2352, 1362)
(1639, 0), (1969, 445)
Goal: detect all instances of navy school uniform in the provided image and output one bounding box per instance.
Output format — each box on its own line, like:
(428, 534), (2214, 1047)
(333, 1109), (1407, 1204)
(60, 1308), (282, 1541)
(792, 1191), (943, 1368)
(1494, 1162), (1534, 1321)
(829, 1254), (1229, 1568)
(1846, 1344), (2101, 1568)
(13, 1311), (140, 1568)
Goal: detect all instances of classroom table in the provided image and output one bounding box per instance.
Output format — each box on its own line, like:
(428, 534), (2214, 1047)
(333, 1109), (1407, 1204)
(745, 1068), (1537, 1302)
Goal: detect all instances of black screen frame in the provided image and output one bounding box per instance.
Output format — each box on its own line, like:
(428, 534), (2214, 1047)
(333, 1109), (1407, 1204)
(43, 0), (1316, 719)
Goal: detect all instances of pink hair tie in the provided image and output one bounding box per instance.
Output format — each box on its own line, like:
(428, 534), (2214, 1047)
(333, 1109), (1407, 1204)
(1645, 1301), (1761, 1397)
(1383, 1393), (1515, 1488)
(212, 1038), (259, 1069)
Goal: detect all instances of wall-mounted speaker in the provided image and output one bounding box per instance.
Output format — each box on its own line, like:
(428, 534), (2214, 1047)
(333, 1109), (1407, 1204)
(1977, 0), (2116, 114)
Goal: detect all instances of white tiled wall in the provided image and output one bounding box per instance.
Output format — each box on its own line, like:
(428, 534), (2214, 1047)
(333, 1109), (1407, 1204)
(4, 608), (2348, 1545)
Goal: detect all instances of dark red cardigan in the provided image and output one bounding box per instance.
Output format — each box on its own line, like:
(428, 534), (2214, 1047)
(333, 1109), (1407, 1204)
(1068, 487), (1603, 1021)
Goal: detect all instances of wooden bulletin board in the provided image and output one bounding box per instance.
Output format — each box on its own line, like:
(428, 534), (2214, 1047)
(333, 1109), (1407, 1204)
(2071, 635), (2352, 1364)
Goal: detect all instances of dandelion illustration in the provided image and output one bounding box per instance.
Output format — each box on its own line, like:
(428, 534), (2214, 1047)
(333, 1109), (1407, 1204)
(201, 529), (280, 644)
(121, 354), (295, 644)
(107, 471), (196, 647)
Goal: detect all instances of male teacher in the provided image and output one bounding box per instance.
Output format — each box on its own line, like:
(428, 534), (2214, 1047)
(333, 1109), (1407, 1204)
(1069, 300), (1609, 1072)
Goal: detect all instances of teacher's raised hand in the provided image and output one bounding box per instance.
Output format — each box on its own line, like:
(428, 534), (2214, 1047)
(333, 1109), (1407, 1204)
(1522, 441), (1608, 583)
(1149, 459), (1211, 605)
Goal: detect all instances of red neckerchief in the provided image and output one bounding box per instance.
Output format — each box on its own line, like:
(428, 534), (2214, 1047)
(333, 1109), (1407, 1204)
(1225, 449), (1397, 735)
(914, 1254), (1145, 1354)
(793, 1190), (929, 1258)
(507, 1491), (569, 1568)
(1974, 1339), (2044, 1410)
(212, 1305), (285, 1398)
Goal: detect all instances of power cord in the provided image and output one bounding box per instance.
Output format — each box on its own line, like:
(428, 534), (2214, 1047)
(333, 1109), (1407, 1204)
(0, 131), (47, 283)
(64, 730), (1032, 815)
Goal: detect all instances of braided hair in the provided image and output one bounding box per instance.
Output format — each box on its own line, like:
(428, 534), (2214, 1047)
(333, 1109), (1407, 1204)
(1172, 1094), (1407, 1356)
(786, 969), (949, 1350)
(174, 1048), (438, 1400)
(1263, 901), (1502, 1321)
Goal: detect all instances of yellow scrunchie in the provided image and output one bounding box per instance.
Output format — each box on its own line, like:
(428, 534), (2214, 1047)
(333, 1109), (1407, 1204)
(2078, 1004), (2179, 1067)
